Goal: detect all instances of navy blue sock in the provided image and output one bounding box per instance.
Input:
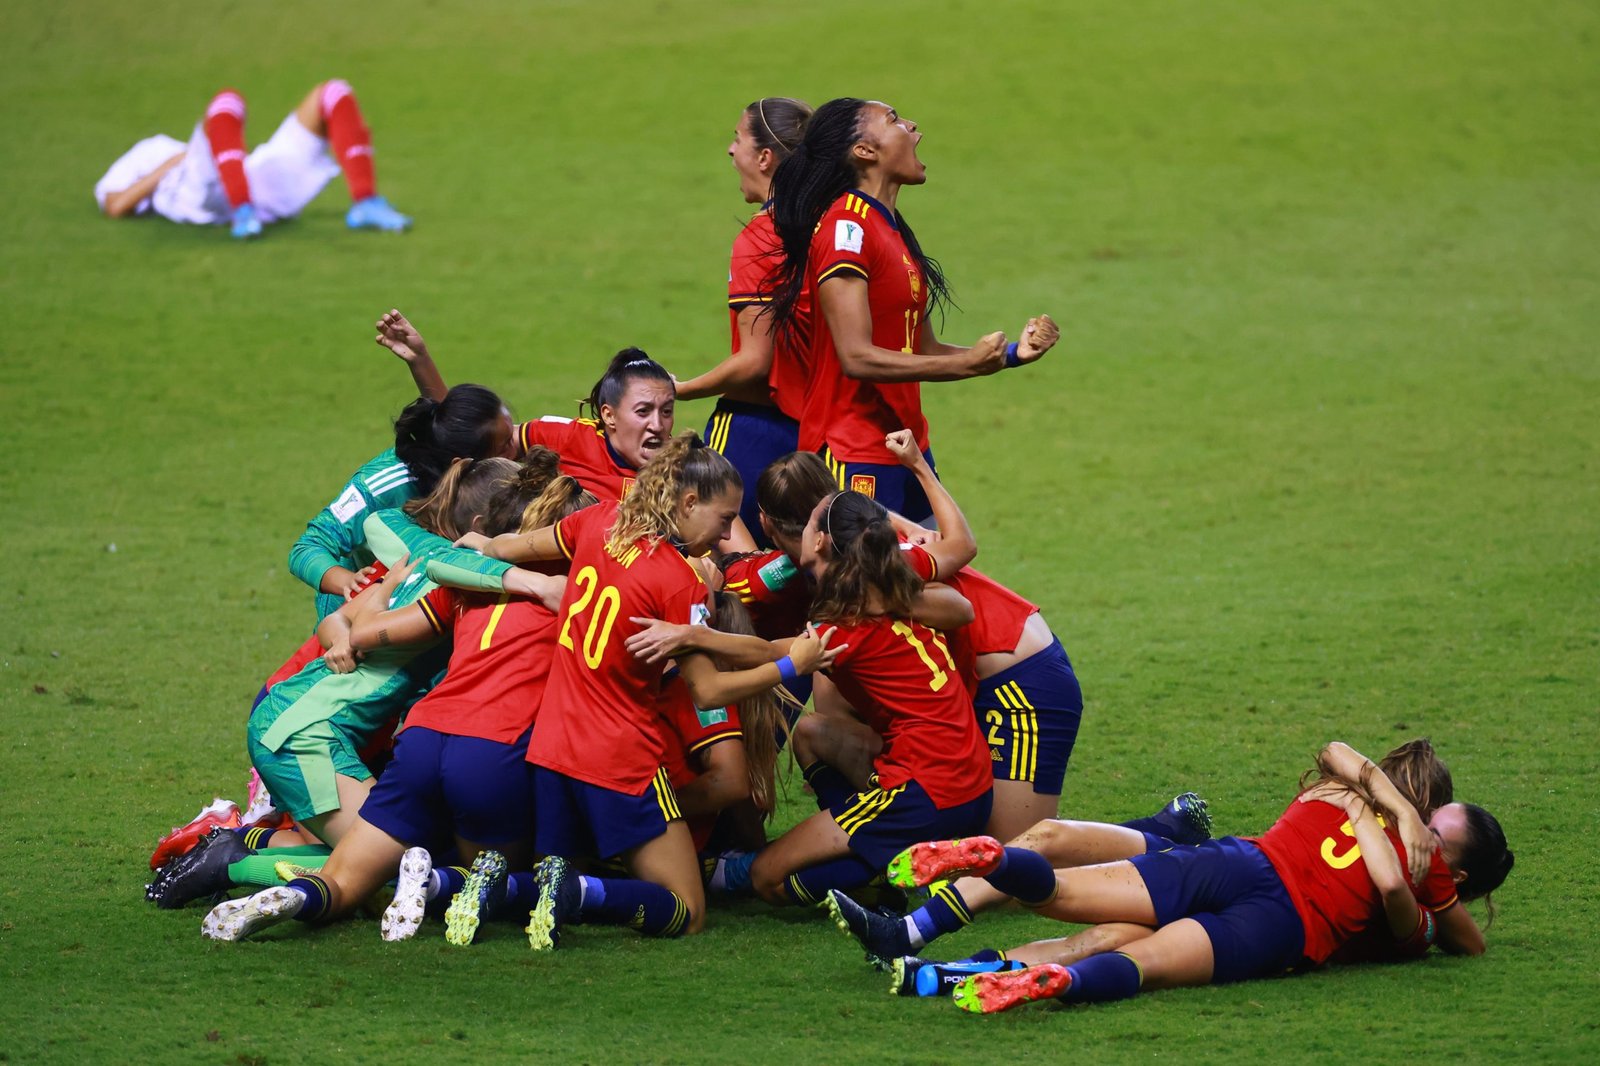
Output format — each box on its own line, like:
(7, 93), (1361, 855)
(501, 872), (537, 915)
(425, 866), (469, 917)
(1119, 815), (1166, 837)
(783, 855), (879, 905)
(1062, 952), (1144, 1004)
(578, 876), (691, 937)
(286, 875), (331, 923)
(235, 825), (275, 850)
(910, 882), (974, 944)
(1141, 831), (1176, 852)
(983, 847), (1058, 907)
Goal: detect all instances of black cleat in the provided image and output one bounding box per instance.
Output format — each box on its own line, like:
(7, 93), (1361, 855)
(1151, 792), (1213, 846)
(146, 826), (252, 909)
(824, 889), (911, 966)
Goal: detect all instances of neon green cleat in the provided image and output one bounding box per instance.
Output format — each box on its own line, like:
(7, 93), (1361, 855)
(885, 836), (1004, 890)
(445, 849), (508, 947)
(526, 855), (578, 951)
(952, 964), (1072, 1014)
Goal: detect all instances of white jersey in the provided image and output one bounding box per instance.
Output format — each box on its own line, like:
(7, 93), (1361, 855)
(94, 114), (341, 225)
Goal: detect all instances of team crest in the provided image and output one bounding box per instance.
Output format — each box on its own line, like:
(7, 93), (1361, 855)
(849, 473), (876, 498)
(620, 477), (635, 498)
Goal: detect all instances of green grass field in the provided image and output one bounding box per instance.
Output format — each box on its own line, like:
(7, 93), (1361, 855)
(2, 0), (1597, 1061)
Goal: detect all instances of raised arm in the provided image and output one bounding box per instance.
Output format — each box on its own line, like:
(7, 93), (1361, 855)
(673, 306), (775, 401)
(884, 429), (976, 573)
(819, 276), (1005, 382)
(102, 152), (184, 218)
(375, 309), (448, 402)
(1341, 793), (1421, 941)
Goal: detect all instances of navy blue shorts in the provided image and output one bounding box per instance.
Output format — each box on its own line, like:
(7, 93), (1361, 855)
(703, 400), (799, 550)
(532, 765), (681, 861)
(974, 637), (1083, 795)
(1130, 836), (1306, 984)
(819, 445), (940, 524)
(827, 775), (993, 869)
(359, 725), (535, 847)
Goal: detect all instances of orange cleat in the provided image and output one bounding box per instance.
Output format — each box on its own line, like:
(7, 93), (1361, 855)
(952, 964), (1073, 1014)
(149, 798), (240, 870)
(885, 836), (1004, 890)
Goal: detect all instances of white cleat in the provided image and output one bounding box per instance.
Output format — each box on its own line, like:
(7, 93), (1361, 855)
(202, 886), (304, 941)
(381, 847), (432, 942)
(240, 770), (279, 827)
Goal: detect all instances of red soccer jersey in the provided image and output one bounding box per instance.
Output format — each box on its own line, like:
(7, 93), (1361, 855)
(401, 587), (558, 744)
(658, 675), (743, 853)
(902, 544), (1040, 657)
(1250, 799), (1461, 966)
(799, 190), (931, 462)
(729, 210), (811, 422)
(519, 416), (637, 501)
(721, 549), (811, 640)
(819, 615), (991, 808)
(527, 500), (710, 793)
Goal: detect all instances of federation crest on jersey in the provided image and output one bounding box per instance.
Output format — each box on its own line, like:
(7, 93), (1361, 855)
(835, 219), (864, 253)
(850, 473), (876, 498)
(620, 477), (636, 498)
(689, 601), (710, 627)
(328, 485), (366, 523)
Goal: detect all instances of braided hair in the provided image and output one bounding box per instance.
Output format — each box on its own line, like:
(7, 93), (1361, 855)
(766, 98), (952, 333)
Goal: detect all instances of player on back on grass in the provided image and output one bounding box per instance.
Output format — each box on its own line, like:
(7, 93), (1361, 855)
(456, 432), (840, 947)
(96, 80), (410, 238)
(765, 97), (1060, 521)
(857, 741), (1511, 1013)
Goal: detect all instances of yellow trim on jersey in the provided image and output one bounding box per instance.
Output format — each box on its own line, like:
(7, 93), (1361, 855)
(728, 294), (774, 307)
(687, 729), (742, 754)
(818, 262), (869, 285)
(652, 768), (683, 822)
(835, 783), (906, 835)
(418, 595), (446, 634)
(843, 194), (871, 219)
(996, 682), (1039, 781)
(553, 518), (575, 560)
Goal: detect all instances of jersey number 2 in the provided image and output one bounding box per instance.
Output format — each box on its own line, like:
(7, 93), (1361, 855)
(558, 565), (621, 669)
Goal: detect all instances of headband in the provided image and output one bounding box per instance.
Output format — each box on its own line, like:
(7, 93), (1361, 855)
(757, 99), (794, 152)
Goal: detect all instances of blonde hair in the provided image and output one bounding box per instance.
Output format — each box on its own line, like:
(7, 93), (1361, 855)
(605, 431), (741, 557)
(520, 474), (598, 534)
(402, 457), (518, 540)
(709, 592), (785, 818)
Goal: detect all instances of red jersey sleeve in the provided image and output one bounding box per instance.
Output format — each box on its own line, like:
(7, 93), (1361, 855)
(417, 586), (459, 634)
(729, 215), (779, 315)
(900, 542), (938, 582)
(814, 195), (874, 287)
(553, 500), (610, 561)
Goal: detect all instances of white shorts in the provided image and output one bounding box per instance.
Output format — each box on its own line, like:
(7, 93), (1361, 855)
(152, 114), (341, 225)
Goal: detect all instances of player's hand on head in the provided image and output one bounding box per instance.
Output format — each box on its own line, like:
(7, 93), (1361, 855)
(1016, 314), (1058, 364)
(1399, 813), (1438, 886)
(884, 429), (921, 468)
(968, 331), (1007, 376)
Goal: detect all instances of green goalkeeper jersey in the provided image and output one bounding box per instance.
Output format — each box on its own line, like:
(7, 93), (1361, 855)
(288, 448), (416, 623)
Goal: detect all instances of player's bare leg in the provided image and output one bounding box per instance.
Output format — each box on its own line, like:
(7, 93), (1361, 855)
(625, 821), (708, 935)
(984, 779), (1060, 844)
(1004, 922), (1155, 967)
(749, 807), (856, 906)
(297, 773), (375, 848)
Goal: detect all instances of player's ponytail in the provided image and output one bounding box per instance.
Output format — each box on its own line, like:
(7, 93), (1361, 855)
(393, 383), (510, 495)
(477, 447), (563, 536)
(582, 348), (674, 422)
(402, 456), (518, 540)
(768, 98), (867, 332)
(808, 490), (922, 624)
(1377, 738), (1454, 822)
(709, 591), (786, 818)
(607, 432), (741, 557)
(756, 451), (838, 540)
(519, 475), (598, 534)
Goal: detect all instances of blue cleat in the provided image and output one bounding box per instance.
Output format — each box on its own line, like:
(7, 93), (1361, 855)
(824, 889), (910, 966)
(346, 196), (411, 232)
(230, 202), (262, 240)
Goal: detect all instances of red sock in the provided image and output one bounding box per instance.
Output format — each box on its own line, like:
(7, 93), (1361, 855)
(203, 90), (251, 209)
(320, 79), (375, 202)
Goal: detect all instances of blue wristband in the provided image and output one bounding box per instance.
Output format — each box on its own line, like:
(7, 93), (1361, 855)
(775, 655), (798, 684)
(1004, 342), (1021, 369)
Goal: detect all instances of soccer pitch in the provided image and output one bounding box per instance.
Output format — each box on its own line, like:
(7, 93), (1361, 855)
(2, 0), (1596, 1060)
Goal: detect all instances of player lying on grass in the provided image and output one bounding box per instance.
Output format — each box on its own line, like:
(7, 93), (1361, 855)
(456, 433), (840, 948)
(97, 80), (410, 237)
(859, 740), (1512, 1013)
(828, 738), (1456, 981)
(147, 458), (542, 908)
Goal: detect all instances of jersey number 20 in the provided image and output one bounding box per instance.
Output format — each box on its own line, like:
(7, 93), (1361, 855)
(559, 565), (621, 669)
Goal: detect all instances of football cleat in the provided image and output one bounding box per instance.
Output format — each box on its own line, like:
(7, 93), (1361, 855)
(272, 860), (321, 883)
(380, 847), (432, 942)
(230, 202), (262, 240)
(525, 856), (579, 951)
(240, 770), (291, 830)
(147, 826), (250, 908)
(346, 196), (411, 232)
(150, 798), (240, 870)
(1151, 792), (1214, 846)
(952, 963), (1072, 1014)
(891, 954), (1024, 997)
(825, 889), (910, 965)
(886, 836), (1004, 891)
(202, 885), (303, 941)
(444, 850), (508, 947)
